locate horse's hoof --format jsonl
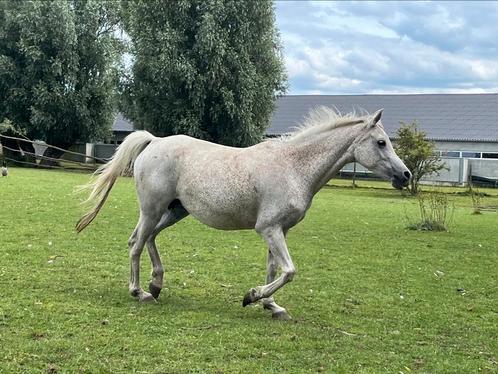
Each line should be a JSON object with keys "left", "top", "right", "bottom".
{"left": 139, "top": 291, "right": 158, "bottom": 303}
{"left": 272, "top": 311, "right": 292, "bottom": 321}
{"left": 149, "top": 283, "right": 161, "bottom": 299}
{"left": 242, "top": 292, "right": 253, "bottom": 307}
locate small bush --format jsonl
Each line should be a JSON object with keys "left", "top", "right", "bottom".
{"left": 407, "top": 191, "right": 453, "bottom": 231}
{"left": 467, "top": 182, "right": 482, "bottom": 214}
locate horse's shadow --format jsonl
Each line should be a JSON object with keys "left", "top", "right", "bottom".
{"left": 64, "top": 283, "right": 272, "bottom": 322}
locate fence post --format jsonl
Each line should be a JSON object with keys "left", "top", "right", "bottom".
{"left": 85, "top": 143, "right": 95, "bottom": 164}
{"left": 458, "top": 157, "right": 465, "bottom": 186}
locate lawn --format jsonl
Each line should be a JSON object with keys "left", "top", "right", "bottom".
{"left": 0, "top": 168, "right": 497, "bottom": 373}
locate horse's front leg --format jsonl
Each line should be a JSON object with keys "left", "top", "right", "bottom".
{"left": 243, "top": 226, "right": 295, "bottom": 320}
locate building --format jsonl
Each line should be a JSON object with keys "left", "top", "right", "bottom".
{"left": 268, "top": 94, "right": 498, "bottom": 185}
{"left": 77, "top": 113, "right": 135, "bottom": 162}
{"left": 109, "top": 112, "right": 135, "bottom": 144}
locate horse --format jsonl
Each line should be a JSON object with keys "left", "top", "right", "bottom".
{"left": 76, "top": 107, "right": 411, "bottom": 320}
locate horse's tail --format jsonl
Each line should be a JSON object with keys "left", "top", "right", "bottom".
{"left": 75, "top": 130, "right": 156, "bottom": 233}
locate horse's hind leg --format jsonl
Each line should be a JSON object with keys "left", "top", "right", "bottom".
{"left": 128, "top": 211, "right": 161, "bottom": 302}
{"left": 146, "top": 200, "right": 189, "bottom": 299}
{"left": 262, "top": 248, "right": 291, "bottom": 320}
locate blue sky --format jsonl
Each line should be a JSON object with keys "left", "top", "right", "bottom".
{"left": 275, "top": 1, "right": 498, "bottom": 94}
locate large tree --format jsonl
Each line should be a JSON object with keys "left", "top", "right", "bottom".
{"left": 0, "top": 0, "right": 121, "bottom": 163}
{"left": 121, "top": 0, "right": 287, "bottom": 146}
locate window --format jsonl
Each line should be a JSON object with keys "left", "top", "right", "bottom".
{"left": 441, "top": 151, "right": 460, "bottom": 158}
{"left": 462, "top": 152, "right": 481, "bottom": 158}
{"left": 482, "top": 153, "right": 498, "bottom": 159}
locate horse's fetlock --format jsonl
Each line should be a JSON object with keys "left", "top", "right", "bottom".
{"left": 151, "top": 267, "right": 164, "bottom": 278}
{"left": 284, "top": 269, "right": 296, "bottom": 283}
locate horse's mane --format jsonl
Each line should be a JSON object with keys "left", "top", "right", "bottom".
{"left": 275, "top": 106, "right": 368, "bottom": 143}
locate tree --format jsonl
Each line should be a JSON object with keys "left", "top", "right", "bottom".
{"left": 394, "top": 121, "right": 447, "bottom": 195}
{"left": 120, "top": 0, "right": 287, "bottom": 147}
{"left": 0, "top": 0, "right": 121, "bottom": 164}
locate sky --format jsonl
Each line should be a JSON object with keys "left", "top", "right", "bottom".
{"left": 275, "top": 1, "right": 498, "bottom": 95}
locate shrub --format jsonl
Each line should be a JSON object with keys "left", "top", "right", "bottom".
{"left": 468, "top": 181, "right": 482, "bottom": 215}
{"left": 407, "top": 191, "right": 453, "bottom": 231}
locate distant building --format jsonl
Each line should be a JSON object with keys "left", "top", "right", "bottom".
{"left": 81, "top": 113, "right": 135, "bottom": 162}
{"left": 109, "top": 112, "right": 135, "bottom": 144}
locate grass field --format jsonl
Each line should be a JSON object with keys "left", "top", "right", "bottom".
{"left": 1, "top": 168, "right": 497, "bottom": 373}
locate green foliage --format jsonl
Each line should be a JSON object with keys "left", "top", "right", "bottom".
{"left": 0, "top": 0, "right": 122, "bottom": 148}
{"left": 1, "top": 169, "right": 498, "bottom": 372}
{"left": 0, "top": 118, "right": 26, "bottom": 137}
{"left": 394, "top": 121, "right": 447, "bottom": 194}
{"left": 120, "top": 0, "right": 287, "bottom": 146}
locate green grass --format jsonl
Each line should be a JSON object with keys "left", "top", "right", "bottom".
{"left": 1, "top": 168, "right": 497, "bottom": 373}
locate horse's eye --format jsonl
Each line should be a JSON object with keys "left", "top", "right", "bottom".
{"left": 377, "top": 140, "right": 386, "bottom": 147}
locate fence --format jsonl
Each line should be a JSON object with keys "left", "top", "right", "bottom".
{"left": 3, "top": 135, "right": 498, "bottom": 186}
{"left": 340, "top": 157, "right": 498, "bottom": 186}
{"left": 62, "top": 143, "right": 117, "bottom": 163}
{"left": 0, "top": 134, "right": 103, "bottom": 171}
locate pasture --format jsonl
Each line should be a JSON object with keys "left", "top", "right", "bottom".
{"left": 1, "top": 168, "right": 497, "bottom": 373}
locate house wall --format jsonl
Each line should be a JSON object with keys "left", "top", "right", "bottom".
{"left": 434, "top": 141, "right": 498, "bottom": 153}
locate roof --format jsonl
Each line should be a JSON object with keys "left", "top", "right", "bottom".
{"left": 268, "top": 94, "right": 498, "bottom": 142}
{"left": 112, "top": 112, "right": 134, "bottom": 132}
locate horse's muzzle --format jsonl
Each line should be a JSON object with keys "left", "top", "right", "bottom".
{"left": 392, "top": 170, "right": 411, "bottom": 190}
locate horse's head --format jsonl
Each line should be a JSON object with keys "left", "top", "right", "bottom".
{"left": 353, "top": 109, "right": 411, "bottom": 190}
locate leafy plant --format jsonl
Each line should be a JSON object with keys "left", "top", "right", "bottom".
{"left": 394, "top": 121, "right": 447, "bottom": 195}
{"left": 0, "top": 119, "right": 26, "bottom": 137}
{"left": 467, "top": 181, "right": 482, "bottom": 214}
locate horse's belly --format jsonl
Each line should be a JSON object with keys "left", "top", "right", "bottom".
{"left": 175, "top": 151, "right": 262, "bottom": 230}
{"left": 184, "top": 204, "right": 257, "bottom": 230}
{"left": 178, "top": 188, "right": 258, "bottom": 230}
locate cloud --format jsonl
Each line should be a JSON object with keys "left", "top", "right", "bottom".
{"left": 275, "top": 1, "right": 498, "bottom": 94}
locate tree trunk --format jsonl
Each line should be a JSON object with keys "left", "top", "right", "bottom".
{"left": 410, "top": 178, "right": 418, "bottom": 195}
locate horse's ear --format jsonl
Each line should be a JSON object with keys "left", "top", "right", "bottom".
{"left": 369, "top": 109, "right": 383, "bottom": 127}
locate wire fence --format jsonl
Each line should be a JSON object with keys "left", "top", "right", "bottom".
{"left": 0, "top": 134, "right": 106, "bottom": 172}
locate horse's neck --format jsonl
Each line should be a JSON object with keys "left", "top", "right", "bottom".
{"left": 282, "top": 125, "right": 360, "bottom": 194}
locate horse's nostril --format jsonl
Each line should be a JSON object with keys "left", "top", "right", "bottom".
{"left": 403, "top": 171, "right": 411, "bottom": 180}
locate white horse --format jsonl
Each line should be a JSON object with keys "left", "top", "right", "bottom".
{"left": 76, "top": 107, "right": 410, "bottom": 320}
